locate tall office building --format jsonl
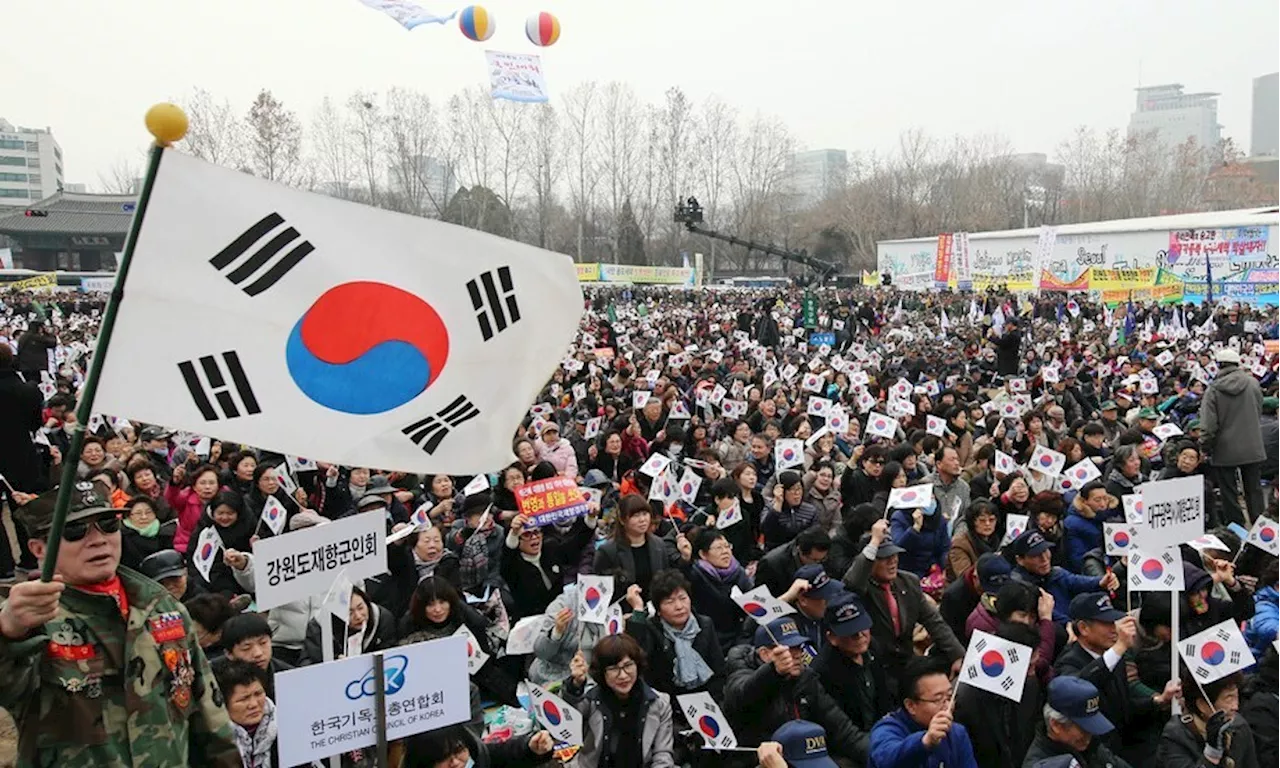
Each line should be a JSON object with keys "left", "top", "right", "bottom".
{"left": 785, "top": 149, "right": 848, "bottom": 208}
{"left": 0, "top": 118, "right": 64, "bottom": 208}
{"left": 1251, "top": 72, "right": 1279, "bottom": 158}
{"left": 1128, "top": 84, "right": 1222, "bottom": 151}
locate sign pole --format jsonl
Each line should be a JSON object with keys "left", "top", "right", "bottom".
{"left": 40, "top": 109, "right": 182, "bottom": 581}
{"left": 320, "top": 616, "right": 341, "bottom": 768}
{"left": 374, "top": 652, "right": 390, "bottom": 768}
{"left": 1170, "top": 595, "right": 1181, "bottom": 717}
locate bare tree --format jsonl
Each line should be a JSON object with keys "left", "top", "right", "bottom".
{"left": 245, "top": 89, "right": 303, "bottom": 184}
{"left": 599, "top": 82, "right": 642, "bottom": 262}
{"left": 656, "top": 87, "right": 696, "bottom": 266}
{"left": 181, "top": 88, "right": 245, "bottom": 170}
{"left": 729, "top": 114, "right": 793, "bottom": 270}
{"left": 484, "top": 98, "right": 528, "bottom": 234}
{"left": 694, "top": 96, "right": 738, "bottom": 277}
{"left": 310, "top": 96, "right": 355, "bottom": 199}
{"left": 96, "top": 156, "right": 143, "bottom": 194}
{"left": 383, "top": 88, "right": 447, "bottom": 216}
{"left": 524, "top": 103, "right": 562, "bottom": 249}
{"left": 347, "top": 91, "right": 383, "bottom": 205}
{"left": 560, "top": 82, "right": 602, "bottom": 261}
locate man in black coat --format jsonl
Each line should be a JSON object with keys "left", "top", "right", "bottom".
{"left": 0, "top": 344, "right": 44, "bottom": 578}
{"left": 755, "top": 527, "right": 829, "bottom": 600}
{"left": 809, "top": 594, "right": 893, "bottom": 735}
{"left": 1022, "top": 676, "right": 1132, "bottom": 768}
{"left": 1053, "top": 592, "right": 1178, "bottom": 768}
{"left": 989, "top": 317, "right": 1022, "bottom": 377}
{"left": 723, "top": 616, "right": 870, "bottom": 766}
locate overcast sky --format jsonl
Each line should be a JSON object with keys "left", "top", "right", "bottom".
{"left": 4, "top": 0, "right": 1277, "bottom": 187}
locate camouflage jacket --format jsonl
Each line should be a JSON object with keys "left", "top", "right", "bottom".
{"left": 0, "top": 566, "right": 242, "bottom": 767}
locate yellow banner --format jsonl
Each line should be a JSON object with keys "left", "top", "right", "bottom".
{"left": 6, "top": 272, "right": 57, "bottom": 290}
{"left": 861, "top": 270, "right": 878, "bottom": 286}
{"left": 576, "top": 263, "right": 601, "bottom": 282}
{"left": 1088, "top": 267, "right": 1156, "bottom": 291}
{"left": 1101, "top": 282, "right": 1183, "bottom": 306}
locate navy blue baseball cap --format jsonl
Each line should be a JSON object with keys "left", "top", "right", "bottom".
{"left": 773, "top": 720, "right": 838, "bottom": 768}
{"left": 794, "top": 564, "right": 845, "bottom": 602}
{"left": 1011, "top": 530, "right": 1054, "bottom": 557}
{"left": 825, "top": 593, "right": 872, "bottom": 637}
{"left": 753, "top": 617, "right": 808, "bottom": 649}
{"left": 1068, "top": 592, "right": 1125, "bottom": 623}
{"left": 1046, "top": 676, "right": 1114, "bottom": 736}
{"left": 976, "top": 553, "right": 1013, "bottom": 595}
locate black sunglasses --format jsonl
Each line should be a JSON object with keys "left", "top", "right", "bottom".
{"left": 63, "top": 514, "right": 122, "bottom": 542}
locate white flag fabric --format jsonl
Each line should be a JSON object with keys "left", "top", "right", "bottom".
{"left": 716, "top": 498, "right": 743, "bottom": 530}
{"left": 960, "top": 629, "right": 1033, "bottom": 702}
{"left": 865, "top": 412, "right": 898, "bottom": 440}
{"left": 1103, "top": 522, "right": 1137, "bottom": 556}
{"left": 994, "top": 450, "right": 1017, "bottom": 476}
{"left": 452, "top": 624, "right": 490, "bottom": 674}
{"left": 677, "top": 692, "right": 739, "bottom": 751}
{"left": 730, "top": 584, "right": 796, "bottom": 625}
{"left": 286, "top": 455, "right": 318, "bottom": 473}
{"left": 528, "top": 682, "right": 584, "bottom": 747}
{"left": 260, "top": 495, "right": 288, "bottom": 535}
{"left": 94, "top": 150, "right": 582, "bottom": 474}
{"left": 887, "top": 484, "right": 933, "bottom": 511}
{"left": 604, "top": 602, "right": 626, "bottom": 636}
{"left": 1000, "top": 514, "right": 1029, "bottom": 547}
{"left": 357, "top": 0, "right": 456, "bottom": 29}
{"left": 1028, "top": 445, "right": 1066, "bottom": 477}
{"left": 774, "top": 438, "right": 805, "bottom": 470}
{"left": 192, "top": 526, "right": 223, "bottom": 583}
{"left": 1127, "top": 547, "right": 1185, "bottom": 591}
{"left": 504, "top": 614, "right": 549, "bottom": 656}
{"left": 639, "top": 453, "right": 671, "bottom": 478}
{"left": 322, "top": 569, "right": 355, "bottom": 621}
{"left": 677, "top": 469, "right": 702, "bottom": 505}
{"left": 462, "top": 474, "right": 490, "bottom": 497}
{"left": 1059, "top": 459, "right": 1101, "bottom": 493}
{"left": 576, "top": 575, "right": 614, "bottom": 624}
{"left": 925, "top": 415, "right": 946, "bottom": 437}
{"left": 1245, "top": 516, "right": 1280, "bottom": 556}
{"left": 1122, "top": 493, "right": 1145, "bottom": 525}
{"left": 273, "top": 465, "right": 298, "bottom": 498}
{"left": 1179, "top": 620, "right": 1253, "bottom": 684}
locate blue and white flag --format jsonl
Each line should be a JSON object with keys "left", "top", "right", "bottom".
{"left": 357, "top": 0, "right": 456, "bottom": 29}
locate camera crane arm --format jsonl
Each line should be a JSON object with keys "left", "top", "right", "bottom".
{"left": 673, "top": 197, "right": 838, "bottom": 279}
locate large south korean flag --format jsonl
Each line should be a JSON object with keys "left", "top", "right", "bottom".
{"left": 95, "top": 151, "right": 582, "bottom": 473}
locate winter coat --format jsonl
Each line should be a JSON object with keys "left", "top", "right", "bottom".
{"left": 165, "top": 484, "right": 209, "bottom": 554}
{"left": 1012, "top": 564, "right": 1104, "bottom": 624}
{"left": 869, "top": 707, "right": 978, "bottom": 768}
{"left": 1053, "top": 641, "right": 1163, "bottom": 763}
{"left": 0, "top": 368, "right": 46, "bottom": 493}
{"left": 231, "top": 555, "right": 326, "bottom": 654}
{"left": 302, "top": 603, "right": 397, "bottom": 663}
{"left": 716, "top": 438, "right": 750, "bottom": 472}
{"left": 592, "top": 534, "right": 674, "bottom": 598}
{"left": 954, "top": 673, "right": 1042, "bottom": 768}
{"left": 528, "top": 586, "right": 607, "bottom": 685}
{"left": 1199, "top": 363, "right": 1266, "bottom": 466}
{"left": 754, "top": 541, "right": 804, "bottom": 602}
{"left": 809, "top": 643, "right": 894, "bottom": 734}
{"left": 1245, "top": 586, "right": 1278, "bottom": 660}
{"left": 1021, "top": 725, "right": 1133, "bottom": 768}
{"left": 624, "top": 609, "right": 725, "bottom": 701}
{"left": 536, "top": 437, "right": 580, "bottom": 479}
{"left": 1156, "top": 713, "right": 1260, "bottom": 768}
{"left": 560, "top": 680, "right": 675, "bottom": 768}
{"left": 683, "top": 558, "right": 752, "bottom": 653}
{"left": 723, "top": 646, "right": 870, "bottom": 765}
{"left": 501, "top": 518, "right": 594, "bottom": 620}
{"left": 119, "top": 520, "right": 177, "bottom": 572}
{"left": 1241, "top": 673, "right": 1278, "bottom": 767}
{"left": 760, "top": 500, "right": 819, "bottom": 552}
{"left": 888, "top": 508, "right": 949, "bottom": 577}
{"left": 1063, "top": 496, "right": 1119, "bottom": 572}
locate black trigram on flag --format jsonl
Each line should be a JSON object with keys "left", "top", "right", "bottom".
{"left": 466, "top": 267, "right": 520, "bottom": 341}
{"left": 209, "top": 212, "right": 314, "bottom": 297}
{"left": 1162, "top": 574, "right": 1178, "bottom": 586}
{"left": 973, "top": 638, "right": 988, "bottom": 652}
{"left": 402, "top": 396, "right": 481, "bottom": 454}
{"left": 965, "top": 665, "right": 978, "bottom": 680}
{"left": 178, "top": 351, "right": 261, "bottom": 421}
{"left": 1000, "top": 677, "right": 1015, "bottom": 691}
{"left": 1006, "top": 648, "right": 1021, "bottom": 664}
{"left": 1229, "top": 650, "right": 1242, "bottom": 665}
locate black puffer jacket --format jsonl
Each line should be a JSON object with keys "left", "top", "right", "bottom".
{"left": 1155, "top": 713, "right": 1260, "bottom": 768}
{"left": 722, "top": 644, "right": 869, "bottom": 765}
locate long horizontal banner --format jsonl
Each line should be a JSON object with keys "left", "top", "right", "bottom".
{"left": 576, "top": 263, "right": 697, "bottom": 285}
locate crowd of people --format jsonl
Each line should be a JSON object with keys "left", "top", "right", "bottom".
{"left": 0, "top": 281, "right": 1278, "bottom": 768}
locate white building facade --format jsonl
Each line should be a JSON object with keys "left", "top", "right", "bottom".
{"left": 1128, "top": 84, "right": 1222, "bottom": 151}
{"left": 0, "top": 119, "right": 63, "bottom": 208}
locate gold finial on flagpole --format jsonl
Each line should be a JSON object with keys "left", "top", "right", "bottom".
{"left": 144, "top": 103, "right": 188, "bottom": 146}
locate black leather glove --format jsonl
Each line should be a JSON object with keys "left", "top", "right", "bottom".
{"left": 1204, "top": 709, "right": 1233, "bottom": 763}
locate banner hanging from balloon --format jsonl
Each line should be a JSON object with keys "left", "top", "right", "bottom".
{"left": 485, "top": 50, "right": 550, "bottom": 103}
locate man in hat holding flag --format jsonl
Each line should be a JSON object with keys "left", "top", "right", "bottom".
{"left": 0, "top": 483, "right": 239, "bottom": 766}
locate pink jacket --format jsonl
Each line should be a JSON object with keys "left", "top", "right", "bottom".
{"left": 166, "top": 484, "right": 206, "bottom": 554}
{"left": 535, "top": 438, "right": 579, "bottom": 479}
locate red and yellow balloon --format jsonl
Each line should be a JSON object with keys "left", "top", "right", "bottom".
{"left": 458, "top": 5, "right": 494, "bottom": 41}
{"left": 525, "top": 11, "right": 560, "bottom": 46}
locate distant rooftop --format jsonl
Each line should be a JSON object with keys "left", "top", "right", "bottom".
{"left": 0, "top": 191, "right": 137, "bottom": 235}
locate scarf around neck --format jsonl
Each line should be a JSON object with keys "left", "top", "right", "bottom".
{"left": 695, "top": 557, "right": 742, "bottom": 585}
{"left": 124, "top": 518, "right": 161, "bottom": 538}
{"left": 662, "top": 613, "right": 713, "bottom": 689}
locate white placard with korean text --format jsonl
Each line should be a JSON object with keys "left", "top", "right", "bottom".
{"left": 275, "top": 635, "right": 469, "bottom": 767}
{"left": 252, "top": 511, "right": 387, "bottom": 610}
{"left": 1134, "top": 476, "right": 1204, "bottom": 550}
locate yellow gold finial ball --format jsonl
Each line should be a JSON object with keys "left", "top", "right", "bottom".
{"left": 145, "top": 103, "right": 188, "bottom": 145}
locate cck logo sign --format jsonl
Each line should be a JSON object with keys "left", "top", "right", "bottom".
{"left": 345, "top": 654, "right": 410, "bottom": 700}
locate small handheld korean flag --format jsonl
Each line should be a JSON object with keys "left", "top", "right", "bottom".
{"left": 463, "top": 474, "right": 490, "bottom": 497}
{"left": 273, "top": 465, "right": 298, "bottom": 497}
{"left": 994, "top": 450, "right": 1017, "bottom": 476}
{"left": 192, "top": 526, "right": 223, "bottom": 582}
{"left": 648, "top": 468, "right": 678, "bottom": 504}
{"left": 260, "top": 495, "right": 288, "bottom": 535}
{"left": 1000, "top": 514, "right": 1029, "bottom": 547}
{"left": 827, "top": 406, "right": 849, "bottom": 434}
{"left": 721, "top": 399, "right": 747, "bottom": 418}
{"left": 669, "top": 399, "right": 691, "bottom": 420}
{"left": 677, "top": 692, "right": 739, "bottom": 751}
{"left": 1179, "top": 619, "right": 1253, "bottom": 684}
{"left": 1186, "top": 534, "right": 1230, "bottom": 556}
{"left": 1059, "top": 459, "right": 1101, "bottom": 493}
{"left": 961, "top": 629, "right": 1033, "bottom": 702}
{"left": 286, "top": 455, "right": 318, "bottom": 473}
{"left": 717, "top": 498, "right": 743, "bottom": 530}
{"left": 925, "top": 415, "right": 947, "bottom": 437}
{"left": 731, "top": 584, "right": 796, "bottom": 625}
{"left": 677, "top": 468, "right": 702, "bottom": 505}
{"left": 632, "top": 390, "right": 651, "bottom": 409}
{"left": 865, "top": 412, "right": 898, "bottom": 440}
{"left": 1103, "top": 522, "right": 1137, "bottom": 557}
{"left": 322, "top": 569, "right": 355, "bottom": 621}
{"left": 807, "top": 396, "right": 832, "bottom": 418}
{"left": 1245, "top": 515, "right": 1280, "bottom": 556}
{"left": 639, "top": 453, "right": 671, "bottom": 479}
{"left": 604, "top": 601, "right": 625, "bottom": 636}
{"left": 802, "top": 372, "right": 823, "bottom": 393}
{"left": 584, "top": 416, "right": 601, "bottom": 440}
{"left": 887, "top": 484, "right": 932, "bottom": 510}
{"left": 775, "top": 438, "right": 805, "bottom": 470}
{"left": 92, "top": 150, "right": 583, "bottom": 474}
{"left": 410, "top": 500, "right": 434, "bottom": 528}
{"left": 856, "top": 390, "right": 877, "bottom": 413}
{"left": 1122, "top": 493, "right": 1145, "bottom": 525}
{"left": 1152, "top": 423, "right": 1183, "bottom": 441}
{"left": 528, "top": 682, "right": 584, "bottom": 747}
{"left": 453, "top": 623, "right": 490, "bottom": 674}
{"left": 1029, "top": 445, "right": 1066, "bottom": 477}
{"left": 1127, "top": 547, "right": 1185, "bottom": 591}
{"left": 577, "top": 574, "right": 614, "bottom": 624}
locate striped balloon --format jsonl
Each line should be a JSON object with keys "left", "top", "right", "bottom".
{"left": 458, "top": 5, "right": 494, "bottom": 41}
{"left": 525, "top": 11, "right": 560, "bottom": 46}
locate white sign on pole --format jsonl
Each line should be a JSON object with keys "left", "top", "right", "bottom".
{"left": 275, "top": 635, "right": 469, "bottom": 767}
{"left": 251, "top": 511, "right": 387, "bottom": 610}
{"left": 1134, "top": 476, "right": 1204, "bottom": 550}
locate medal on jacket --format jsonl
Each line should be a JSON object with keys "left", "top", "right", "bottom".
{"left": 166, "top": 647, "right": 194, "bottom": 709}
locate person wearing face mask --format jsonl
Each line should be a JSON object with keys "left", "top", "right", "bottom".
{"left": 888, "top": 490, "right": 949, "bottom": 590}
{"left": 1157, "top": 671, "right": 1258, "bottom": 768}
{"left": 0, "top": 484, "right": 241, "bottom": 767}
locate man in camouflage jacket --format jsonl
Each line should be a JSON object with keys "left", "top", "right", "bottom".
{"left": 0, "top": 483, "right": 241, "bottom": 767}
